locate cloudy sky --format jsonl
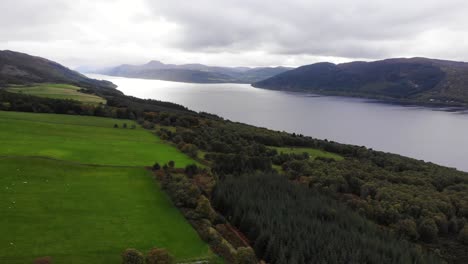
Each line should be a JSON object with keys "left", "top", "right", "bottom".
{"left": 1, "top": 0, "right": 468, "bottom": 68}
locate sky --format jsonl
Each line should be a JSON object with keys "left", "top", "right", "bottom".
{"left": 1, "top": 0, "right": 468, "bottom": 69}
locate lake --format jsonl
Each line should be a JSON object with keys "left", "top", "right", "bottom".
{"left": 88, "top": 74, "right": 468, "bottom": 172}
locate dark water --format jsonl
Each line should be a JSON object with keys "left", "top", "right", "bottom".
{"left": 88, "top": 74, "right": 468, "bottom": 172}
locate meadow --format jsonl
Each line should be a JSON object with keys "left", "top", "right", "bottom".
{"left": 0, "top": 111, "right": 215, "bottom": 263}
{"left": 6, "top": 83, "right": 106, "bottom": 104}
{"left": 273, "top": 146, "right": 344, "bottom": 161}
{"left": 0, "top": 157, "right": 214, "bottom": 263}
{"left": 0, "top": 111, "right": 195, "bottom": 167}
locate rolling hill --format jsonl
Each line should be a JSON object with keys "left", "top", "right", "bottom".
{"left": 0, "top": 50, "right": 120, "bottom": 96}
{"left": 97, "top": 60, "right": 292, "bottom": 83}
{"left": 253, "top": 57, "right": 468, "bottom": 107}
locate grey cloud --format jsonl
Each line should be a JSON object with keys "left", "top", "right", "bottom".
{"left": 0, "top": 0, "right": 73, "bottom": 41}
{"left": 146, "top": 0, "right": 468, "bottom": 59}
{"left": 1, "top": 0, "right": 468, "bottom": 68}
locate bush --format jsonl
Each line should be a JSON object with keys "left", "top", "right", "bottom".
{"left": 122, "top": 248, "right": 144, "bottom": 264}
{"left": 396, "top": 219, "right": 419, "bottom": 241}
{"left": 418, "top": 218, "right": 438, "bottom": 242}
{"left": 180, "top": 143, "right": 198, "bottom": 158}
{"left": 168, "top": 161, "right": 175, "bottom": 168}
{"left": 185, "top": 164, "right": 199, "bottom": 178}
{"left": 213, "top": 239, "right": 237, "bottom": 264}
{"left": 459, "top": 225, "right": 468, "bottom": 245}
{"left": 152, "top": 162, "right": 161, "bottom": 171}
{"left": 236, "top": 247, "right": 257, "bottom": 264}
{"left": 146, "top": 247, "right": 173, "bottom": 264}
{"left": 195, "top": 195, "right": 216, "bottom": 222}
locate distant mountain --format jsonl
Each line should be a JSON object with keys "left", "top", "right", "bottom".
{"left": 253, "top": 58, "right": 468, "bottom": 107}
{"left": 97, "top": 61, "right": 292, "bottom": 84}
{"left": 0, "top": 50, "right": 119, "bottom": 95}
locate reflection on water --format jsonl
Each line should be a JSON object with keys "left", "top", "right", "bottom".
{"left": 88, "top": 74, "right": 468, "bottom": 172}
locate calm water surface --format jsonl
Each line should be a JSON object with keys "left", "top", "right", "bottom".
{"left": 89, "top": 74, "right": 468, "bottom": 172}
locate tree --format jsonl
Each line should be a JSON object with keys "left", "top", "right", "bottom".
{"left": 185, "top": 164, "right": 199, "bottom": 178}
{"left": 418, "top": 218, "right": 438, "bottom": 242}
{"left": 236, "top": 247, "right": 257, "bottom": 264}
{"left": 122, "top": 248, "right": 144, "bottom": 264}
{"left": 396, "top": 219, "right": 419, "bottom": 241}
{"left": 181, "top": 143, "right": 198, "bottom": 158}
{"left": 195, "top": 195, "right": 216, "bottom": 222}
{"left": 153, "top": 162, "right": 161, "bottom": 171}
{"left": 459, "top": 225, "right": 468, "bottom": 245}
{"left": 168, "top": 160, "right": 175, "bottom": 168}
{"left": 146, "top": 247, "right": 173, "bottom": 264}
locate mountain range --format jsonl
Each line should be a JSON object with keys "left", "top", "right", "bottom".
{"left": 95, "top": 60, "right": 293, "bottom": 84}
{"left": 253, "top": 57, "right": 468, "bottom": 107}
{"left": 3, "top": 50, "right": 468, "bottom": 108}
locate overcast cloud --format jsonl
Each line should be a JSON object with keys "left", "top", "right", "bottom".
{"left": 1, "top": 0, "right": 468, "bottom": 68}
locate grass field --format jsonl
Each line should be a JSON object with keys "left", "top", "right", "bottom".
{"left": 0, "top": 111, "right": 217, "bottom": 263}
{"left": 0, "top": 157, "right": 215, "bottom": 263}
{"left": 273, "top": 146, "right": 344, "bottom": 161}
{"left": 0, "top": 111, "right": 195, "bottom": 167}
{"left": 6, "top": 83, "right": 106, "bottom": 104}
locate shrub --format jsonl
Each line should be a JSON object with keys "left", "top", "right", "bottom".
{"left": 396, "top": 219, "right": 419, "bottom": 241}
{"left": 122, "top": 248, "right": 144, "bottom": 264}
{"left": 195, "top": 195, "right": 216, "bottom": 222}
{"left": 181, "top": 143, "right": 198, "bottom": 158}
{"left": 213, "top": 239, "right": 237, "bottom": 264}
{"left": 168, "top": 161, "right": 175, "bottom": 168}
{"left": 152, "top": 162, "right": 161, "bottom": 171}
{"left": 236, "top": 247, "right": 257, "bottom": 264}
{"left": 185, "top": 164, "right": 199, "bottom": 178}
{"left": 418, "top": 218, "right": 438, "bottom": 242}
{"left": 146, "top": 247, "right": 173, "bottom": 264}
{"left": 459, "top": 225, "right": 468, "bottom": 245}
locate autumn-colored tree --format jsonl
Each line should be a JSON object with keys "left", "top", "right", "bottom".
{"left": 146, "top": 247, "right": 173, "bottom": 264}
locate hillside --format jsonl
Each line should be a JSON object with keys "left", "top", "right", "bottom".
{"left": 98, "top": 60, "right": 292, "bottom": 83}
{"left": 253, "top": 58, "right": 468, "bottom": 107}
{"left": 0, "top": 50, "right": 120, "bottom": 96}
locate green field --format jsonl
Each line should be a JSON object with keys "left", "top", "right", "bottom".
{"left": 0, "top": 111, "right": 215, "bottom": 263}
{"left": 6, "top": 83, "right": 106, "bottom": 104}
{"left": 0, "top": 111, "right": 195, "bottom": 167}
{"left": 273, "top": 146, "right": 344, "bottom": 161}
{"left": 0, "top": 157, "right": 214, "bottom": 263}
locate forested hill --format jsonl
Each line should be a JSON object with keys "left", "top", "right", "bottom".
{"left": 0, "top": 50, "right": 118, "bottom": 95}
{"left": 97, "top": 60, "right": 292, "bottom": 84}
{"left": 253, "top": 57, "right": 468, "bottom": 107}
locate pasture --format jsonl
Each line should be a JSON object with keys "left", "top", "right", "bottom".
{"left": 0, "top": 111, "right": 215, "bottom": 263}
{"left": 0, "top": 111, "right": 195, "bottom": 167}
{"left": 0, "top": 157, "right": 214, "bottom": 263}
{"left": 6, "top": 83, "right": 106, "bottom": 104}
